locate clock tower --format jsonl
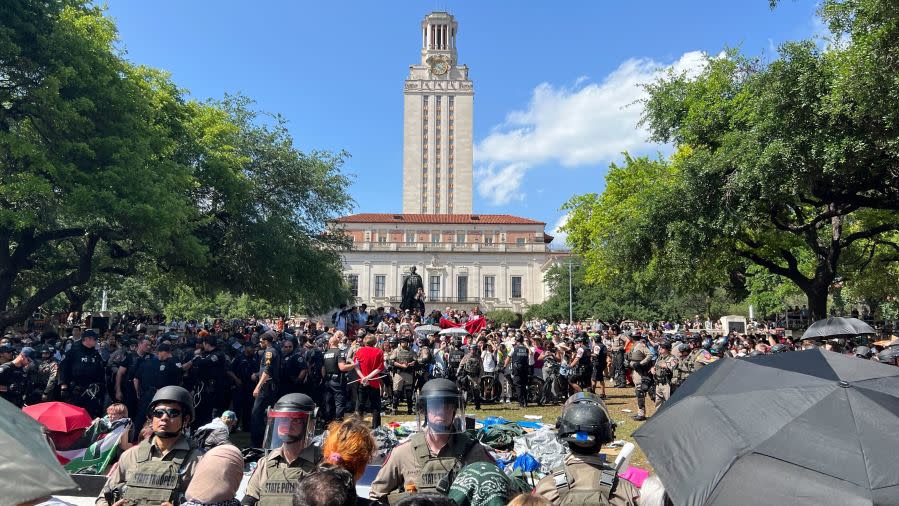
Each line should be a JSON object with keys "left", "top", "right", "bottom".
{"left": 402, "top": 12, "right": 474, "bottom": 215}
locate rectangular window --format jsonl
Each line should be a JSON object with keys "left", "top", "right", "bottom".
{"left": 429, "top": 275, "right": 440, "bottom": 300}
{"left": 431, "top": 232, "right": 440, "bottom": 243}
{"left": 374, "top": 275, "right": 386, "bottom": 297}
{"left": 405, "top": 232, "right": 416, "bottom": 244}
{"left": 457, "top": 275, "right": 468, "bottom": 301}
{"left": 516, "top": 237, "right": 525, "bottom": 246}
{"left": 511, "top": 276, "right": 523, "bottom": 298}
{"left": 484, "top": 235, "right": 494, "bottom": 245}
{"left": 345, "top": 274, "right": 359, "bottom": 297}
{"left": 378, "top": 234, "right": 387, "bottom": 244}
{"left": 456, "top": 232, "right": 465, "bottom": 244}
{"left": 484, "top": 276, "right": 495, "bottom": 298}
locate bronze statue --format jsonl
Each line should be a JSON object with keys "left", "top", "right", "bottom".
{"left": 401, "top": 266, "right": 424, "bottom": 312}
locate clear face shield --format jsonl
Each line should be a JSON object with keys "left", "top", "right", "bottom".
{"left": 262, "top": 409, "right": 315, "bottom": 450}
{"left": 417, "top": 394, "right": 466, "bottom": 435}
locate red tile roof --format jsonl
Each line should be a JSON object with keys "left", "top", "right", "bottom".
{"left": 335, "top": 213, "right": 546, "bottom": 225}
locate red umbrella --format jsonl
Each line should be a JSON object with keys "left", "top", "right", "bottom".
{"left": 22, "top": 401, "right": 93, "bottom": 432}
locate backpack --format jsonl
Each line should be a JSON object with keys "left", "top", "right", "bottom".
{"left": 553, "top": 465, "right": 617, "bottom": 506}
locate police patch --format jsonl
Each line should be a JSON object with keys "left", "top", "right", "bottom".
{"left": 160, "top": 364, "right": 166, "bottom": 371}
{"left": 211, "top": 355, "right": 218, "bottom": 362}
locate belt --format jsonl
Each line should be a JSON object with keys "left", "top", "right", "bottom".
{"left": 328, "top": 374, "right": 343, "bottom": 380}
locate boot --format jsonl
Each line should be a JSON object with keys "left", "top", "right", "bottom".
{"left": 632, "top": 409, "right": 647, "bottom": 421}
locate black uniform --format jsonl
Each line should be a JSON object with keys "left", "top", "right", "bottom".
{"left": 126, "top": 351, "right": 154, "bottom": 435}
{"left": 59, "top": 342, "right": 106, "bottom": 417}
{"left": 303, "top": 345, "right": 324, "bottom": 405}
{"left": 0, "top": 360, "right": 29, "bottom": 407}
{"left": 321, "top": 347, "right": 349, "bottom": 423}
{"left": 191, "top": 348, "right": 230, "bottom": 428}
{"left": 280, "top": 349, "right": 308, "bottom": 395}
{"left": 459, "top": 352, "right": 482, "bottom": 409}
{"left": 250, "top": 344, "right": 281, "bottom": 447}
{"left": 446, "top": 347, "right": 465, "bottom": 382}
{"left": 510, "top": 344, "right": 531, "bottom": 407}
{"left": 231, "top": 350, "right": 259, "bottom": 432}
{"left": 574, "top": 345, "right": 592, "bottom": 388}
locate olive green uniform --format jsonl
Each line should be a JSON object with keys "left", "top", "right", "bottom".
{"left": 244, "top": 445, "right": 321, "bottom": 505}
{"left": 653, "top": 354, "right": 679, "bottom": 404}
{"left": 534, "top": 453, "right": 639, "bottom": 506}
{"left": 369, "top": 431, "right": 493, "bottom": 503}
{"left": 95, "top": 436, "right": 202, "bottom": 506}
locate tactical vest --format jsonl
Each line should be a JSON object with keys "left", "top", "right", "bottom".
{"left": 258, "top": 448, "right": 321, "bottom": 506}
{"left": 463, "top": 355, "right": 481, "bottom": 376}
{"left": 409, "top": 432, "right": 477, "bottom": 494}
{"left": 627, "top": 347, "right": 646, "bottom": 363}
{"left": 684, "top": 348, "right": 703, "bottom": 372}
{"left": 122, "top": 440, "right": 195, "bottom": 506}
{"left": 447, "top": 349, "right": 464, "bottom": 376}
{"left": 551, "top": 464, "right": 617, "bottom": 506}
{"left": 323, "top": 348, "right": 341, "bottom": 375}
{"left": 512, "top": 345, "right": 529, "bottom": 372}
{"left": 395, "top": 347, "right": 416, "bottom": 365}
{"left": 577, "top": 346, "right": 591, "bottom": 371}
{"left": 654, "top": 356, "right": 675, "bottom": 384}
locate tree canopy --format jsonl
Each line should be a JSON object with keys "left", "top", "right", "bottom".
{"left": 561, "top": 0, "right": 899, "bottom": 321}
{"left": 0, "top": 1, "right": 353, "bottom": 327}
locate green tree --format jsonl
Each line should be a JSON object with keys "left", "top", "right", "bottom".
{"left": 0, "top": 2, "right": 197, "bottom": 328}
{"left": 566, "top": 0, "right": 899, "bottom": 321}
{"left": 0, "top": 2, "right": 354, "bottom": 328}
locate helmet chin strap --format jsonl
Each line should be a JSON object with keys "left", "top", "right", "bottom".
{"left": 154, "top": 430, "right": 181, "bottom": 439}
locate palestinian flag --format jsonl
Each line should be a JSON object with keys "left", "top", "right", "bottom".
{"left": 58, "top": 418, "right": 130, "bottom": 474}
{"left": 439, "top": 315, "right": 487, "bottom": 335}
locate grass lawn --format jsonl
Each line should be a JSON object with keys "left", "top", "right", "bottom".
{"left": 231, "top": 385, "right": 656, "bottom": 470}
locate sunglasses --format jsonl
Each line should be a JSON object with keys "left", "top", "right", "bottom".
{"left": 152, "top": 408, "right": 182, "bottom": 419}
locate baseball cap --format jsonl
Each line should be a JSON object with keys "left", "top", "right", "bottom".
{"left": 82, "top": 329, "right": 99, "bottom": 339}
{"left": 156, "top": 343, "right": 173, "bottom": 353}
{"left": 0, "top": 344, "right": 14, "bottom": 354}
{"left": 20, "top": 347, "right": 35, "bottom": 359}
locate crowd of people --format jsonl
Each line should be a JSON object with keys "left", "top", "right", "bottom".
{"left": 1, "top": 307, "right": 896, "bottom": 505}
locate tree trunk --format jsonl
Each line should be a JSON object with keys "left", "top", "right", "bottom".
{"left": 804, "top": 285, "right": 829, "bottom": 323}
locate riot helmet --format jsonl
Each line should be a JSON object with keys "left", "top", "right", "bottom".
{"left": 556, "top": 392, "right": 615, "bottom": 453}
{"left": 701, "top": 338, "right": 713, "bottom": 350}
{"left": 416, "top": 378, "right": 465, "bottom": 435}
{"left": 149, "top": 386, "right": 195, "bottom": 438}
{"left": 854, "top": 346, "right": 872, "bottom": 359}
{"left": 263, "top": 393, "right": 316, "bottom": 450}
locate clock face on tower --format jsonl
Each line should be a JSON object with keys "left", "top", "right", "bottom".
{"left": 431, "top": 60, "right": 449, "bottom": 76}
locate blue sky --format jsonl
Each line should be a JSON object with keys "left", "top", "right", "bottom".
{"left": 104, "top": 1, "right": 821, "bottom": 246}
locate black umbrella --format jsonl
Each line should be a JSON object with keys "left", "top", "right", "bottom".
{"left": 802, "top": 316, "right": 876, "bottom": 340}
{"left": 633, "top": 349, "right": 899, "bottom": 505}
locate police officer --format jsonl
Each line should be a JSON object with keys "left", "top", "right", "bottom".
{"left": 671, "top": 342, "right": 691, "bottom": 389}
{"left": 279, "top": 337, "right": 308, "bottom": 395}
{"left": 608, "top": 331, "right": 628, "bottom": 388}
{"left": 457, "top": 346, "right": 482, "bottom": 410}
{"left": 33, "top": 345, "right": 59, "bottom": 402}
{"left": 414, "top": 335, "right": 434, "bottom": 392}
{"left": 232, "top": 342, "right": 259, "bottom": 432}
{"left": 568, "top": 334, "right": 592, "bottom": 395}
{"left": 652, "top": 342, "right": 678, "bottom": 407}
{"left": 302, "top": 335, "right": 324, "bottom": 406}
{"left": 682, "top": 334, "right": 715, "bottom": 377}
{"left": 627, "top": 333, "right": 654, "bottom": 421}
{"left": 96, "top": 386, "right": 203, "bottom": 506}
{"left": 369, "top": 379, "right": 493, "bottom": 503}
{"left": 0, "top": 345, "right": 32, "bottom": 407}
{"left": 185, "top": 335, "right": 231, "bottom": 429}
{"left": 118, "top": 337, "right": 152, "bottom": 421}
{"left": 389, "top": 335, "right": 417, "bottom": 415}
{"left": 251, "top": 332, "right": 282, "bottom": 448}
{"left": 135, "top": 343, "right": 185, "bottom": 394}
{"left": 59, "top": 329, "right": 106, "bottom": 418}
{"left": 444, "top": 337, "right": 465, "bottom": 383}
{"left": 534, "top": 392, "right": 639, "bottom": 505}
{"left": 321, "top": 334, "right": 353, "bottom": 424}
{"left": 506, "top": 335, "right": 531, "bottom": 407}
{"left": 242, "top": 393, "right": 321, "bottom": 506}
{"left": 590, "top": 335, "right": 608, "bottom": 399}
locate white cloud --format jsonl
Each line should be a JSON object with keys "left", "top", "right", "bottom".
{"left": 474, "top": 50, "right": 708, "bottom": 206}
{"left": 549, "top": 212, "right": 570, "bottom": 250}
